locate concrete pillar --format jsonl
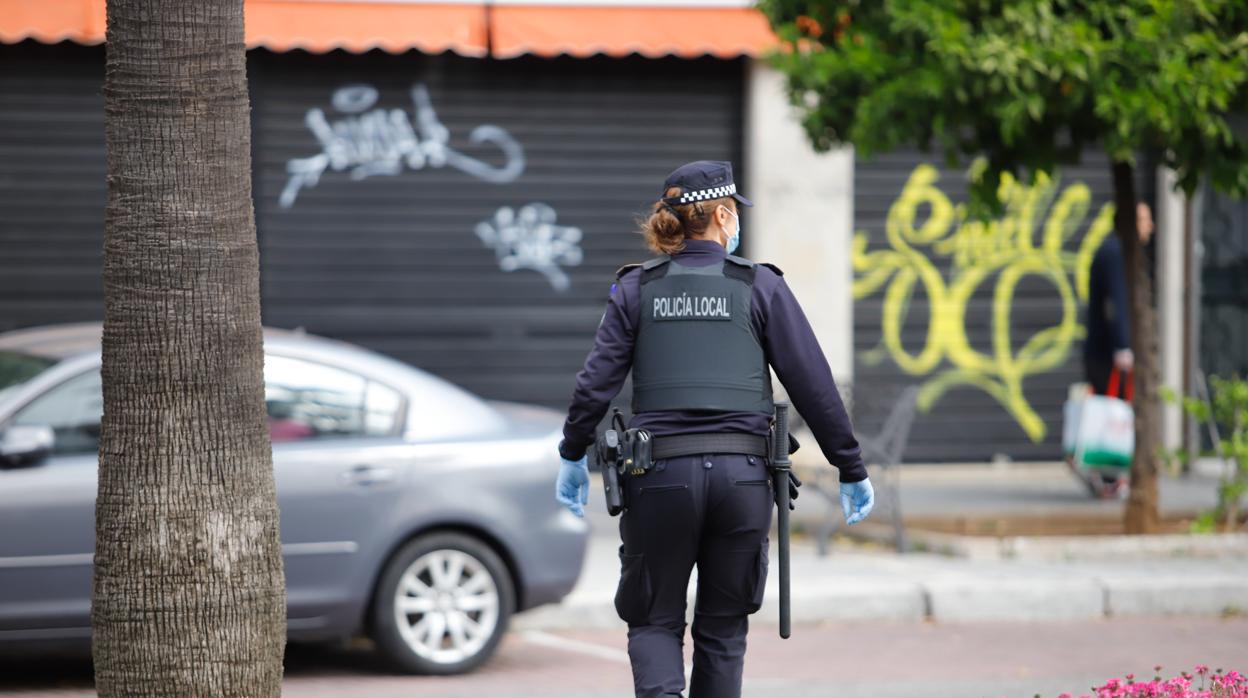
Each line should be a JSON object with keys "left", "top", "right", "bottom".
{"left": 1156, "top": 167, "right": 1185, "bottom": 451}
{"left": 744, "top": 60, "right": 855, "bottom": 379}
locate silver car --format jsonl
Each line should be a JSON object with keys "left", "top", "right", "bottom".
{"left": 0, "top": 323, "right": 588, "bottom": 674}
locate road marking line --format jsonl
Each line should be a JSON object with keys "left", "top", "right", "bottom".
{"left": 520, "top": 630, "right": 631, "bottom": 665}
{"left": 522, "top": 630, "right": 691, "bottom": 686}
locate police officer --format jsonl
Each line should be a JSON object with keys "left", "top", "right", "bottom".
{"left": 555, "top": 161, "right": 874, "bottom": 698}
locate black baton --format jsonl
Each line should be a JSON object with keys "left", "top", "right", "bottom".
{"left": 770, "top": 403, "right": 792, "bottom": 639}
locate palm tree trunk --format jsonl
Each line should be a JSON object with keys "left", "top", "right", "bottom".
{"left": 94, "top": 1, "right": 286, "bottom": 695}
{"left": 1112, "top": 161, "right": 1162, "bottom": 534}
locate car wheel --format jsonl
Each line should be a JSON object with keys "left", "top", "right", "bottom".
{"left": 371, "top": 532, "right": 514, "bottom": 675}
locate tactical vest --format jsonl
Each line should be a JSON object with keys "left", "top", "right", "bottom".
{"left": 625, "top": 254, "right": 774, "bottom": 415}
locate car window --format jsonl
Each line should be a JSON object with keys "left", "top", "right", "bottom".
{"left": 364, "top": 380, "right": 404, "bottom": 435}
{"left": 1, "top": 356, "right": 404, "bottom": 453}
{"left": 0, "top": 350, "right": 56, "bottom": 393}
{"left": 11, "top": 369, "right": 103, "bottom": 456}
{"left": 265, "top": 355, "right": 402, "bottom": 442}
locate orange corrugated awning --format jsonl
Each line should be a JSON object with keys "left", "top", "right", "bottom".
{"left": 0, "top": 0, "right": 775, "bottom": 59}
{"left": 0, "top": 0, "right": 489, "bottom": 57}
{"left": 0, "top": 0, "right": 106, "bottom": 46}
{"left": 491, "top": 5, "right": 776, "bottom": 59}
{"left": 246, "top": 0, "right": 488, "bottom": 56}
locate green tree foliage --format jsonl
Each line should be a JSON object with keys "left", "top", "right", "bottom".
{"left": 760, "top": 0, "right": 1248, "bottom": 209}
{"left": 1163, "top": 376, "right": 1248, "bottom": 533}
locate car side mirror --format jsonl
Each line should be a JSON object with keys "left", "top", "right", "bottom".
{"left": 0, "top": 425, "right": 55, "bottom": 468}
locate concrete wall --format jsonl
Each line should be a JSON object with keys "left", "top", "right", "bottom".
{"left": 1155, "top": 168, "right": 1186, "bottom": 451}
{"left": 744, "top": 61, "right": 855, "bottom": 379}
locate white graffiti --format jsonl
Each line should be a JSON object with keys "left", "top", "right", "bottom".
{"left": 280, "top": 83, "right": 525, "bottom": 208}
{"left": 475, "top": 204, "right": 584, "bottom": 292}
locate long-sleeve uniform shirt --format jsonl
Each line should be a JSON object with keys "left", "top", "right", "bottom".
{"left": 1085, "top": 235, "right": 1132, "bottom": 359}
{"left": 559, "top": 239, "right": 866, "bottom": 483}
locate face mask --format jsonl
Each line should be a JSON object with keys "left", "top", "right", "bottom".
{"left": 722, "top": 207, "right": 741, "bottom": 255}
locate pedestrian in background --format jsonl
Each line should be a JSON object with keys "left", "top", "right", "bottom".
{"left": 1082, "top": 201, "right": 1154, "bottom": 495}
{"left": 554, "top": 161, "right": 874, "bottom": 698}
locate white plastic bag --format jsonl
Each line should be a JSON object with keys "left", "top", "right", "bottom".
{"left": 1062, "top": 383, "right": 1088, "bottom": 458}
{"left": 1075, "top": 393, "right": 1134, "bottom": 470}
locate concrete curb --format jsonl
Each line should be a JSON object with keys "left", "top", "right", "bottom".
{"left": 924, "top": 578, "right": 1105, "bottom": 622}
{"left": 754, "top": 579, "right": 928, "bottom": 624}
{"left": 512, "top": 536, "right": 1248, "bottom": 630}
{"left": 514, "top": 600, "right": 628, "bottom": 631}
{"left": 1103, "top": 576, "right": 1248, "bottom": 617}
{"left": 514, "top": 586, "right": 930, "bottom": 631}
{"left": 835, "top": 521, "right": 1248, "bottom": 562}
{"left": 516, "top": 575, "right": 1248, "bottom": 630}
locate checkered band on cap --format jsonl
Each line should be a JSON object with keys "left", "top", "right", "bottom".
{"left": 676, "top": 183, "right": 737, "bottom": 204}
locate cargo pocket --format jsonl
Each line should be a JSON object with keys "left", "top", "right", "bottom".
{"left": 747, "top": 540, "right": 769, "bottom": 614}
{"left": 697, "top": 541, "right": 770, "bottom": 617}
{"left": 613, "top": 548, "right": 652, "bottom": 625}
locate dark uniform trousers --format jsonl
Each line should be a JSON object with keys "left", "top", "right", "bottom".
{"left": 615, "top": 453, "right": 773, "bottom": 698}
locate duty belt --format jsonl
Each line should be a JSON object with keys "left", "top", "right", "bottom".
{"left": 650, "top": 433, "right": 770, "bottom": 460}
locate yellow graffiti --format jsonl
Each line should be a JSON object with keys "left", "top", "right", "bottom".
{"left": 853, "top": 164, "right": 1115, "bottom": 442}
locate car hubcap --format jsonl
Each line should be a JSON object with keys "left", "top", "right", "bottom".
{"left": 394, "top": 549, "right": 500, "bottom": 664}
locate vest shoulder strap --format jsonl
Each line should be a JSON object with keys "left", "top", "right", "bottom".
{"left": 627, "top": 255, "right": 769, "bottom": 284}
{"left": 723, "top": 255, "right": 756, "bottom": 285}
{"left": 616, "top": 255, "right": 670, "bottom": 279}
{"left": 637, "top": 255, "right": 671, "bottom": 285}
{"left": 615, "top": 263, "right": 641, "bottom": 279}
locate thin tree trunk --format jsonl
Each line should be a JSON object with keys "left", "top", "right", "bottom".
{"left": 1226, "top": 410, "right": 1244, "bottom": 533}
{"left": 94, "top": 2, "right": 286, "bottom": 695}
{"left": 1112, "top": 161, "right": 1162, "bottom": 534}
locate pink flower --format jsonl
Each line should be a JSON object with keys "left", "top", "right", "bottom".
{"left": 1078, "top": 667, "right": 1247, "bottom": 698}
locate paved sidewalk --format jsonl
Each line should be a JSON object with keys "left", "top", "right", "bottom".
{"left": 790, "top": 461, "right": 1247, "bottom": 560}
{"left": 852, "top": 460, "right": 1220, "bottom": 519}
{"left": 515, "top": 466, "right": 1247, "bottom": 630}
{"left": 8, "top": 619, "right": 1248, "bottom": 697}
{"left": 515, "top": 535, "right": 1248, "bottom": 630}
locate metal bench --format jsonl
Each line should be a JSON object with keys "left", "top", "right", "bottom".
{"left": 795, "top": 384, "right": 920, "bottom": 555}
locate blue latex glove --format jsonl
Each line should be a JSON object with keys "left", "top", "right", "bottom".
{"left": 840, "top": 478, "right": 875, "bottom": 525}
{"left": 555, "top": 455, "right": 590, "bottom": 518}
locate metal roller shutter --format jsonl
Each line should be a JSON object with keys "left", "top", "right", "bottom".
{"left": 249, "top": 51, "right": 745, "bottom": 407}
{"left": 852, "top": 150, "right": 1117, "bottom": 462}
{"left": 1201, "top": 191, "right": 1248, "bottom": 378}
{"left": 0, "top": 42, "right": 106, "bottom": 332}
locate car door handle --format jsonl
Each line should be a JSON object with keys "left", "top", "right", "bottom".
{"left": 340, "top": 464, "right": 395, "bottom": 487}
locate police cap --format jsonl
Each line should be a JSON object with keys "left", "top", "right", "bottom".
{"left": 660, "top": 161, "right": 753, "bottom": 208}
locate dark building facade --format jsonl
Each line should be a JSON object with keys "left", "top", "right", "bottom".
{"left": 1200, "top": 190, "right": 1248, "bottom": 380}
{"left": 7, "top": 39, "right": 1232, "bottom": 463}
{"left": 851, "top": 150, "right": 1119, "bottom": 461}
{"left": 0, "top": 41, "right": 744, "bottom": 409}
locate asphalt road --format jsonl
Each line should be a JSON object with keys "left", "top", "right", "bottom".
{"left": 3, "top": 618, "right": 1246, "bottom": 698}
